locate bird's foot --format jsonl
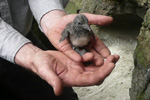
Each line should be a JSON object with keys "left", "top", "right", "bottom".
{"left": 73, "top": 47, "right": 92, "bottom": 66}
{"left": 73, "top": 47, "right": 87, "bottom": 56}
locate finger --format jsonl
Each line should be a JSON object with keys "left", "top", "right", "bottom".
{"left": 83, "top": 13, "right": 113, "bottom": 26}
{"left": 90, "top": 49, "right": 104, "bottom": 66}
{"left": 94, "top": 37, "right": 111, "bottom": 58}
{"left": 104, "top": 55, "right": 117, "bottom": 64}
{"left": 88, "top": 56, "right": 116, "bottom": 85}
{"left": 114, "top": 55, "right": 120, "bottom": 63}
{"left": 62, "top": 13, "right": 113, "bottom": 26}
{"left": 95, "top": 62, "right": 115, "bottom": 85}
{"left": 84, "top": 55, "right": 118, "bottom": 72}
{"left": 92, "top": 55, "right": 118, "bottom": 85}
{"left": 47, "top": 71, "right": 63, "bottom": 96}
{"left": 62, "top": 48, "right": 82, "bottom": 62}
{"left": 82, "top": 52, "right": 94, "bottom": 62}
{"left": 74, "top": 62, "right": 115, "bottom": 86}
{"left": 37, "top": 66, "right": 63, "bottom": 96}
{"left": 58, "top": 42, "right": 82, "bottom": 62}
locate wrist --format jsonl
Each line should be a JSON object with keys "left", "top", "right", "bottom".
{"left": 40, "top": 10, "right": 66, "bottom": 35}
{"left": 15, "top": 43, "right": 42, "bottom": 71}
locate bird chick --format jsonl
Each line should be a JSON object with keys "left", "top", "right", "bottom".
{"left": 59, "top": 14, "right": 95, "bottom": 56}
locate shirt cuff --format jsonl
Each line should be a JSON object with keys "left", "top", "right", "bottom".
{"left": 0, "top": 30, "right": 31, "bottom": 63}
{"left": 28, "top": 0, "right": 64, "bottom": 26}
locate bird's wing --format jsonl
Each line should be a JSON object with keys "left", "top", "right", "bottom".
{"left": 59, "top": 28, "right": 70, "bottom": 43}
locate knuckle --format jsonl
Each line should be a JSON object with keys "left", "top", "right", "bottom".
{"left": 59, "top": 44, "right": 71, "bottom": 53}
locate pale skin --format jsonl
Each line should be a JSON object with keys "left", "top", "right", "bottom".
{"left": 15, "top": 10, "right": 120, "bottom": 96}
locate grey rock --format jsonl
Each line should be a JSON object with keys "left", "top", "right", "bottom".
{"left": 65, "top": 0, "right": 150, "bottom": 99}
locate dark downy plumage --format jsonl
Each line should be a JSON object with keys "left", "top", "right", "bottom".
{"left": 59, "top": 14, "right": 95, "bottom": 57}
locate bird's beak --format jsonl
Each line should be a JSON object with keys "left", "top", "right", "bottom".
{"left": 83, "top": 24, "right": 91, "bottom": 31}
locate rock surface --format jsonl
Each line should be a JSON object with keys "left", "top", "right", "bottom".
{"left": 65, "top": 0, "right": 150, "bottom": 100}
{"left": 130, "top": 8, "right": 150, "bottom": 100}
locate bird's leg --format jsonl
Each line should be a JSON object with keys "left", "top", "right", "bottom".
{"left": 73, "top": 46, "right": 92, "bottom": 66}
{"left": 73, "top": 46, "right": 88, "bottom": 56}
{"left": 73, "top": 47, "right": 84, "bottom": 56}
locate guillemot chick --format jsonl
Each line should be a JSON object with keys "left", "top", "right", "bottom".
{"left": 59, "top": 14, "right": 95, "bottom": 57}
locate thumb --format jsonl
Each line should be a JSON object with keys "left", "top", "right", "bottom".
{"left": 46, "top": 71, "right": 63, "bottom": 96}
{"left": 38, "top": 68, "right": 63, "bottom": 96}
{"left": 83, "top": 13, "right": 113, "bottom": 26}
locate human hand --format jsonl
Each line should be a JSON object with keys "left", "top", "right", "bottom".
{"left": 33, "top": 51, "right": 119, "bottom": 96}
{"left": 15, "top": 43, "right": 119, "bottom": 96}
{"left": 41, "top": 10, "right": 114, "bottom": 65}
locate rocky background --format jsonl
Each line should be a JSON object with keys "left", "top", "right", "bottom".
{"left": 65, "top": 0, "right": 150, "bottom": 100}
{"left": 130, "top": 6, "right": 150, "bottom": 100}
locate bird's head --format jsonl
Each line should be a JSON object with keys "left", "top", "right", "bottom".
{"left": 73, "top": 14, "right": 91, "bottom": 31}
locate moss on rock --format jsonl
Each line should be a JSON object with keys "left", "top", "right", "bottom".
{"left": 130, "top": 8, "right": 150, "bottom": 100}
